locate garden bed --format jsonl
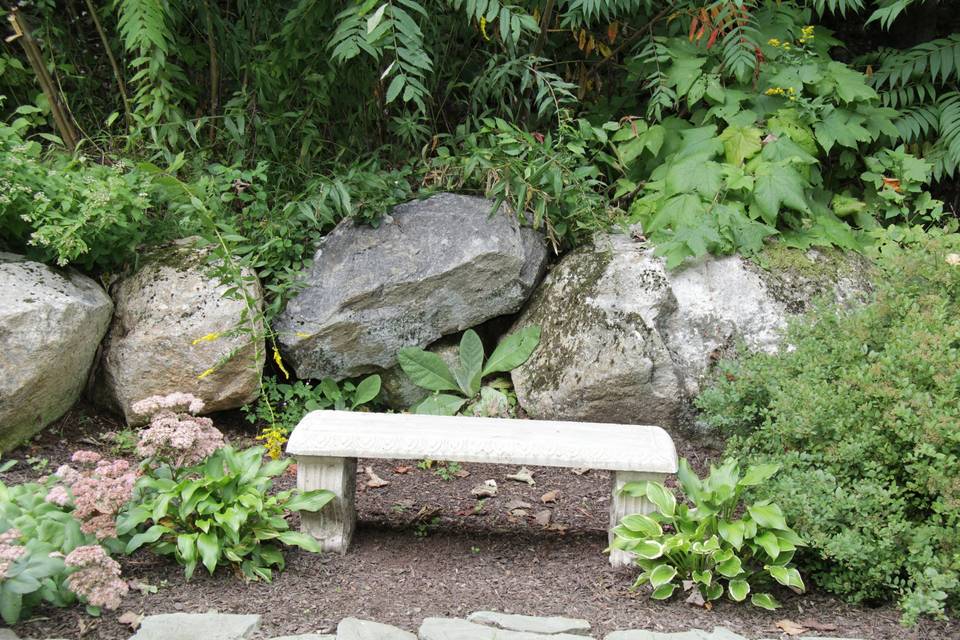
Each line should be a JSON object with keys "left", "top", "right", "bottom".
{"left": 5, "top": 405, "right": 958, "bottom": 640}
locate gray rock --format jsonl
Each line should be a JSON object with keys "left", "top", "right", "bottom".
{"left": 275, "top": 194, "right": 548, "bottom": 380}
{"left": 603, "top": 631, "right": 716, "bottom": 640}
{"left": 0, "top": 628, "right": 19, "bottom": 640}
{"left": 380, "top": 335, "right": 461, "bottom": 409}
{"left": 511, "top": 235, "right": 872, "bottom": 429}
{"left": 269, "top": 635, "right": 336, "bottom": 640}
{"left": 94, "top": 239, "right": 264, "bottom": 425}
{"left": 129, "top": 612, "right": 260, "bottom": 640}
{"left": 337, "top": 617, "right": 417, "bottom": 640}
{"left": 0, "top": 253, "right": 112, "bottom": 451}
{"left": 419, "top": 618, "right": 590, "bottom": 640}
{"left": 467, "top": 611, "right": 591, "bottom": 635}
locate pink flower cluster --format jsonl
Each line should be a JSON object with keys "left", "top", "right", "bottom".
{"left": 133, "top": 393, "right": 225, "bottom": 468}
{"left": 54, "top": 451, "right": 136, "bottom": 540}
{"left": 0, "top": 529, "right": 25, "bottom": 578}
{"left": 132, "top": 392, "right": 205, "bottom": 417}
{"left": 64, "top": 545, "right": 128, "bottom": 610}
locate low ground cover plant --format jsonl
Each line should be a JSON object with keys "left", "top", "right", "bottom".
{"left": 696, "top": 234, "right": 960, "bottom": 623}
{"left": 397, "top": 326, "right": 540, "bottom": 416}
{"left": 118, "top": 393, "right": 334, "bottom": 582}
{"left": 612, "top": 459, "right": 804, "bottom": 610}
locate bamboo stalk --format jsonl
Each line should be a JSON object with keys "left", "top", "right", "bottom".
{"left": 83, "top": 0, "right": 132, "bottom": 130}
{"left": 7, "top": 8, "right": 80, "bottom": 151}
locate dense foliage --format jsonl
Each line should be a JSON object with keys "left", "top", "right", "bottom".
{"left": 696, "top": 235, "right": 960, "bottom": 623}
{"left": 612, "top": 459, "right": 805, "bottom": 610}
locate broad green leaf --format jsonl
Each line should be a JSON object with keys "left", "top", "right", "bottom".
{"left": 197, "top": 532, "right": 220, "bottom": 575}
{"left": 412, "top": 394, "right": 467, "bottom": 416}
{"left": 676, "top": 458, "right": 703, "bottom": 501}
{"left": 125, "top": 524, "right": 169, "bottom": 554}
{"left": 665, "top": 158, "right": 723, "bottom": 198}
{"left": 650, "top": 583, "right": 677, "bottom": 600}
{"left": 717, "top": 519, "right": 746, "bottom": 550}
{"left": 728, "top": 578, "right": 750, "bottom": 602}
{"left": 692, "top": 570, "right": 712, "bottom": 586}
{"left": 285, "top": 490, "right": 335, "bottom": 513}
{"left": 650, "top": 564, "right": 678, "bottom": 588}
{"left": 634, "top": 540, "right": 664, "bottom": 560}
{"left": 705, "top": 582, "right": 724, "bottom": 600}
{"left": 767, "top": 565, "right": 805, "bottom": 592}
{"left": 666, "top": 55, "right": 707, "bottom": 97}
{"left": 620, "top": 513, "right": 663, "bottom": 537}
{"left": 814, "top": 109, "right": 872, "bottom": 153}
{"left": 738, "top": 463, "right": 780, "bottom": 487}
{"left": 277, "top": 531, "right": 322, "bottom": 552}
{"left": 719, "top": 125, "right": 763, "bottom": 165}
{"left": 397, "top": 348, "right": 459, "bottom": 392}
{"left": 0, "top": 587, "right": 23, "bottom": 625}
{"left": 755, "top": 530, "right": 780, "bottom": 560}
{"left": 481, "top": 325, "right": 541, "bottom": 376}
{"left": 751, "top": 592, "right": 780, "bottom": 610}
{"left": 458, "top": 330, "right": 484, "bottom": 396}
{"left": 751, "top": 161, "right": 810, "bottom": 225}
{"left": 645, "top": 482, "right": 677, "bottom": 517}
{"left": 3, "top": 573, "right": 39, "bottom": 595}
{"left": 747, "top": 503, "right": 789, "bottom": 531}
{"left": 352, "top": 374, "right": 381, "bottom": 407}
{"left": 716, "top": 554, "right": 743, "bottom": 578}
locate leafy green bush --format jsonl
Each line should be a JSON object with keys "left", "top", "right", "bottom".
{"left": 0, "top": 119, "right": 166, "bottom": 271}
{"left": 243, "top": 374, "right": 382, "bottom": 434}
{"left": 397, "top": 326, "right": 540, "bottom": 416}
{"left": 119, "top": 445, "right": 333, "bottom": 582}
{"left": 611, "top": 459, "right": 805, "bottom": 610}
{"left": 696, "top": 235, "right": 960, "bottom": 623}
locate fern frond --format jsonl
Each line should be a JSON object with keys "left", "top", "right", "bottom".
{"left": 870, "top": 34, "right": 960, "bottom": 90}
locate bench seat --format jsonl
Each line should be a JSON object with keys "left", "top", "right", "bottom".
{"left": 286, "top": 410, "right": 678, "bottom": 566}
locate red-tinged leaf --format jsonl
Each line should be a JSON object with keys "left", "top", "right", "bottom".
{"left": 689, "top": 17, "right": 699, "bottom": 42}
{"left": 707, "top": 29, "right": 719, "bottom": 49}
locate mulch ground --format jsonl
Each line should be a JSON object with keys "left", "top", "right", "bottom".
{"left": 5, "top": 405, "right": 958, "bottom": 640}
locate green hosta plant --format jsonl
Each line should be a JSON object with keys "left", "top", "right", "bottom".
{"left": 118, "top": 445, "right": 334, "bottom": 582}
{"left": 611, "top": 459, "right": 805, "bottom": 610}
{"left": 397, "top": 326, "right": 540, "bottom": 416}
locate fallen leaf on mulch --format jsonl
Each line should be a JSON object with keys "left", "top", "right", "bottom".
{"left": 128, "top": 581, "right": 157, "bottom": 595}
{"left": 506, "top": 467, "right": 536, "bottom": 485}
{"left": 798, "top": 619, "right": 837, "bottom": 632}
{"left": 572, "top": 467, "right": 591, "bottom": 475}
{"left": 545, "top": 522, "right": 568, "bottom": 532}
{"left": 285, "top": 463, "right": 298, "bottom": 477}
{"left": 541, "top": 490, "right": 559, "bottom": 504}
{"left": 534, "top": 509, "right": 552, "bottom": 526}
{"left": 775, "top": 619, "right": 807, "bottom": 636}
{"left": 509, "top": 509, "right": 529, "bottom": 517}
{"left": 454, "top": 469, "right": 471, "bottom": 478}
{"left": 685, "top": 589, "right": 705, "bottom": 608}
{"left": 365, "top": 466, "right": 391, "bottom": 488}
{"left": 118, "top": 612, "right": 143, "bottom": 630}
{"left": 393, "top": 465, "right": 413, "bottom": 474}
{"left": 471, "top": 480, "right": 498, "bottom": 498}
{"left": 505, "top": 499, "right": 532, "bottom": 511}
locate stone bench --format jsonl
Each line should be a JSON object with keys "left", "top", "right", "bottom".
{"left": 286, "top": 410, "right": 678, "bottom": 566}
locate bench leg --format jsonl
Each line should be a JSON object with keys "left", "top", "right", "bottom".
{"left": 296, "top": 455, "right": 357, "bottom": 554}
{"left": 609, "top": 471, "right": 665, "bottom": 568}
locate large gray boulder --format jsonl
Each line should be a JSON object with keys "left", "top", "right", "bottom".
{"left": 94, "top": 239, "right": 264, "bottom": 425}
{"left": 511, "top": 235, "right": 873, "bottom": 429}
{"left": 0, "top": 254, "right": 112, "bottom": 451}
{"left": 275, "top": 194, "right": 547, "bottom": 380}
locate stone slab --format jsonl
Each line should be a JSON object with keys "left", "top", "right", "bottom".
{"left": 338, "top": 617, "right": 417, "bottom": 640}
{"left": 0, "top": 630, "right": 18, "bottom": 640}
{"left": 287, "top": 411, "right": 677, "bottom": 474}
{"left": 467, "top": 612, "right": 591, "bottom": 635}
{"left": 269, "top": 635, "right": 336, "bottom": 640}
{"left": 419, "top": 618, "right": 591, "bottom": 640}
{"left": 129, "top": 612, "right": 261, "bottom": 640}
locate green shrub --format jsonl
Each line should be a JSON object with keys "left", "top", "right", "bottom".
{"left": 696, "top": 236, "right": 960, "bottom": 623}
{"left": 118, "top": 445, "right": 334, "bottom": 582}
{"left": 611, "top": 459, "right": 805, "bottom": 610}
{"left": 243, "top": 374, "right": 382, "bottom": 433}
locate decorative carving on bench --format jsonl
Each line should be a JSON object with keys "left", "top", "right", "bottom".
{"left": 286, "top": 410, "right": 677, "bottom": 567}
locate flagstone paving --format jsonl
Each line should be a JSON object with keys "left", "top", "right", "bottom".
{"left": 3, "top": 612, "right": 866, "bottom": 640}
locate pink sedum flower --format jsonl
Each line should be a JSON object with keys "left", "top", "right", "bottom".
{"left": 57, "top": 455, "right": 136, "bottom": 540}
{"left": 133, "top": 392, "right": 225, "bottom": 468}
{"left": 132, "top": 392, "right": 205, "bottom": 417}
{"left": 45, "top": 485, "right": 71, "bottom": 507}
{"left": 0, "top": 532, "right": 26, "bottom": 578}
{"left": 64, "top": 545, "right": 128, "bottom": 610}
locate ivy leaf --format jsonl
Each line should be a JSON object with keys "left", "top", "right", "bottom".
{"left": 751, "top": 161, "right": 810, "bottom": 225}
{"left": 719, "top": 125, "right": 763, "bottom": 165}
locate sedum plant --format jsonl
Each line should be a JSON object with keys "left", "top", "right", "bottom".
{"left": 611, "top": 458, "right": 805, "bottom": 610}
{"left": 397, "top": 326, "right": 539, "bottom": 416}
{"left": 119, "top": 393, "right": 334, "bottom": 582}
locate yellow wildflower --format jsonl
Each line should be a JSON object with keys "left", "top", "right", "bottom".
{"left": 479, "top": 16, "right": 490, "bottom": 41}
{"left": 767, "top": 38, "right": 781, "bottom": 47}
{"left": 273, "top": 344, "right": 290, "bottom": 379}
{"left": 765, "top": 87, "right": 786, "bottom": 96}
{"left": 191, "top": 332, "right": 221, "bottom": 345}
{"left": 799, "top": 25, "right": 815, "bottom": 43}
{"left": 197, "top": 367, "right": 215, "bottom": 380}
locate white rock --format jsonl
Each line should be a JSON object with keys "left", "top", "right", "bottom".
{"left": 337, "top": 617, "right": 417, "bottom": 640}
{"left": 419, "top": 618, "right": 591, "bottom": 640}
{"left": 467, "top": 612, "right": 591, "bottom": 636}
{"left": 511, "top": 235, "right": 873, "bottom": 429}
{"left": 129, "top": 612, "right": 260, "bottom": 640}
{"left": 93, "top": 239, "right": 264, "bottom": 424}
{"left": 0, "top": 253, "right": 112, "bottom": 451}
